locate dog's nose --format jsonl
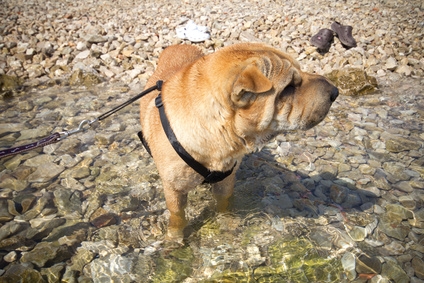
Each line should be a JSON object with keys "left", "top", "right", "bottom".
{"left": 330, "top": 86, "right": 339, "bottom": 102}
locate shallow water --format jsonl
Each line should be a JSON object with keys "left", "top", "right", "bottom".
{"left": 0, "top": 77, "right": 423, "bottom": 282}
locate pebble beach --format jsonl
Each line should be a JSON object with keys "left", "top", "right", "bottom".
{"left": 1, "top": 0, "right": 424, "bottom": 282}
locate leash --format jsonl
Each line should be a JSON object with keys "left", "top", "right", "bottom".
{"left": 0, "top": 81, "right": 163, "bottom": 159}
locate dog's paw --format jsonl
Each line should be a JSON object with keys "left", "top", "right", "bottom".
{"left": 165, "top": 228, "right": 185, "bottom": 243}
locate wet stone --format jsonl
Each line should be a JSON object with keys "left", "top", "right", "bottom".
{"left": 308, "top": 227, "right": 333, "bottom": 249}
{"left": 3, "top": 155, "right": 24, "bottom": 171}
{"left": 341, "top": 192, "right": 363, "bottom": 209}
{"left": 370, "top": 275, "right": 391, "bottom": 283}
{"left": 20, "top": 241, "right": 61, "bottom": 268}
{"left": 386, "top": 204, "right": 414, "bottom": 220}
{"left": 70, "top": 160, "right": 92, "bottom": 179}
{"left": 53, "top": 187, "right": 82, "bottom": 217}
{"left": 329, "top": 184, "right": 347, "bottom": 204}
{"left": 55, "top": 138, "right": 82, "bottom": 155}
{"left": 0, "top": 234, "right": 36, "bottom": 251}
{"left": 383, "top": 162, "right": 411, "bottom": 182}
{"left": 378, "top": 212, "right": 411, "bottom": 241}
{"left": 61, "top": 266, "right": 79, "bottom": 283}
{"left": 381, "top": 260, "right": 410, "bottom": 283}
{"left": 394, "top": 181, "right": 414, "bottom": 193}
{"left": 25, "top": 218, "right": 67, "bottom": 241}
{"left": 27, "top": 162, "right": 65, "bottom": 183}
{"left": 69, "top": 248, "right": 95, "bottom": 272}
{"left": 60, "top": 177, "right": 86, "bottom": 191}
{"left": 40, "top": 263, "right": 66, "bottom": 283}
{"left": 414, "top": 209, "right": 424, "bottom": 223}
{"left": 5, "top": 202, "right": 19, "bottom": 219}
{"left": 15, "top": 192, "right": 52, "bottom": 221}
{"left": 0, "top": 199, "right": 13, "bottom": 222}
{"left": 89, "top": 253, "right": 137, "bottom": 283}
{"left": 0, "top": 74, "right": 22, "bottom": 97}
{"left": 1, "top": 263, "right": 46, "bottom": 283}
{"left": 356, "top": 254, "right": 382, "bottom": 274}
{"left": 410, "top": 242, "right": 424, "bottom": 254}
{"left": 17, "top": 128, "right": 52, "bottom": 142}
{"left": 399, "top": 195, "right": 416, "bottom": 210}
{"left": 385, "top": 136, "right": 421, "bottom": 153}
{"left": 348, "top": 226, "right": 367, "bottom": 242}
{"left": 341, "top": 252, "right": 357, "bottom": 281}
{"left": 56, "top": 154, "right": 82, "bottom": 168}
{"left": 4, "top": 251, "right": 17, "bottom": 264}
{"left": 13, "top": 194, "right": 37, "bottom": 214}
{"left": 360, "top": 186, "right": 381, "bottom": 197}
{"left": 0, "top": 176, "right": 27, "bottom": 191}
{"left": 90, "top": 213, "right": 118, "bottom": 228}
{"left": 412, "top": 257, "right": 424, "bottom": 280}
{"left": 373, "top": 172, "right": 392, "bottom": 190}
{"left": 379, "top": 240, "right": 406, "bottom": 256}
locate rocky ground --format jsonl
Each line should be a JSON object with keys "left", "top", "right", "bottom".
{"left": 0, "top": 0, "right": 424, "bottom": 282}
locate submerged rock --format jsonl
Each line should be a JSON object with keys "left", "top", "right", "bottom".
{"left": 381, "top": 260, "right": 409, "bottom": 283}
{"left": 0, "top": 74, "right": 22, "bottom": 98}
{"left": 253, "top": 237, "right": 343, "bottom": 282}
{"left": 341, "top": 252, "right": 356, "bottom": 281}
{"left": 40, "top": 263, "right": 66, "bottom": 283}
{"left": 355, "top": 254, "right": 382, "bottom": 275}
{"left": 385, "top": 136, "right": 421, "bottom": 153}
{"left": 21, "top": 242, "right": 62, "bottom": 267}
{"left": 1, "top": 263, "right": 46, "bottom": 283}
{"left": 69, "top": 69, "right": 102, "bottom": 87}
{"left": 378, "top": 212, "right": 411, "bottom": 241}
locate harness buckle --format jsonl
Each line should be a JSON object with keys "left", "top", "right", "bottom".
{"left": 155, "top": 95, "right": 163, "bottom": 108}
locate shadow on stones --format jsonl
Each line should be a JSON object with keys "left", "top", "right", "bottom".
{"left": 183, "top": 148, "right": 379, "bottom": 241}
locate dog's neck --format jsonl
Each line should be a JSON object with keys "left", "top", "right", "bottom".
{"left": 160, "top": 90, "right": 247, "bottom": 172}
{"left": 155, "top": 92, "right": 237, "bottom": 183}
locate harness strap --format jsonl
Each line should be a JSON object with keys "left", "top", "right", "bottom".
{"left": 155, "top": 94, "right": 235, "bottom": 184}
{"left": 138, "top": 131, "right": 152, "bottom": 156}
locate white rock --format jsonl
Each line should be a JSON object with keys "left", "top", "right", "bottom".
{"left": 341, "top": 252, "right": 357, "bottom": 281}
{"left": 396, "top": 64, "right": 412, "bottom": 76}
{"left": 4, "top": 251, "right": 17, "bottom": 263}
{"left": 75, "top": 50, "right": 90, "bottom": 60}
{"left": 127, "top": 68, "right": 142, "bottom": 79}
{"left": 76, "top": 41, "right": 87, "bottom": 51}
{"left": 9, "top": 60, "right": 22, "bottom": 69}
{"left": 385, "top": 57, "right": 397, "bottom": 71}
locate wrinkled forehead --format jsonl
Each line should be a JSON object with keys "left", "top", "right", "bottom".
{"left": 256, "top": 49, "right": 302, "bottom": 84}
{"left": 272, "top": 49, "right": 301, "bottom": 69}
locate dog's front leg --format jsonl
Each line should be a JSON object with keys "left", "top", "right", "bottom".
{"left": 163, "top": 184, "right": 188, "bottom": 240}
{"left": 211, "top": 172, "right": 236, "bottom": 213}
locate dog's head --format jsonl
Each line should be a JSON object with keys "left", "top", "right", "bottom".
{"left": 214, "top": 43, "right": 338, "bottom": 149}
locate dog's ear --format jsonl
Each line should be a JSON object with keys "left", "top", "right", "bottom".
{"left": 232, "top": 64, "right": 273, "bottom": 107}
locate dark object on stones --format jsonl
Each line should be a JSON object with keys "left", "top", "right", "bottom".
{"left": 310, "top": 28, "right": 334, "bottom": 50}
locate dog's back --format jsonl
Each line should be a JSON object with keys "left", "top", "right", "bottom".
{"left": 144, "top": 45, "right": 204, "bottom": 90}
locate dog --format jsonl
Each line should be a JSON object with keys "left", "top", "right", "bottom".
{"left": 139, "top": 43, "right": 338, "bottom": 240}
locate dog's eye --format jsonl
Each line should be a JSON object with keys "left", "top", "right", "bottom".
{"left": 279, "top": 71, "right": 301, "bottom": 98}
{"left": 279, "top": 84, "right": 295, "bottom": 97}
{"left": 292, "top": 72, "right": 302, "bottom": 87}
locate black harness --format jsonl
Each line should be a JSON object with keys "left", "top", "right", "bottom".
{"left": 138, "top": 81, "right": 236, "bottom": 184}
